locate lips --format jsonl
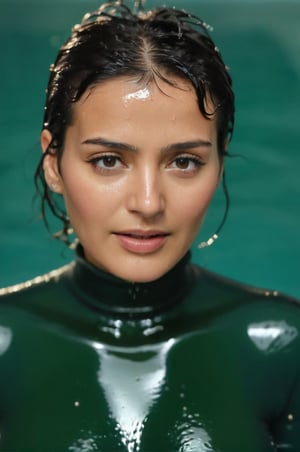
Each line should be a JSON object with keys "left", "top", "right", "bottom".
{"left": 114, "top": 230, "right": 169, "bottom": 253}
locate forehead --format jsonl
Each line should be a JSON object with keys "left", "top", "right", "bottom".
{"left": 75, "top": 75, "right": 216, "bottom": 114}
{"left": 69, "top": 75, "right": 217, "bottom": 142}
{"left": 78, "top": 75, "right": 195, "bottom": 105}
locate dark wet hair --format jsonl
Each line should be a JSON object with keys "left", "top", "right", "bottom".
{"left": 35, "top": 1, "right": 235, "bottom": 240}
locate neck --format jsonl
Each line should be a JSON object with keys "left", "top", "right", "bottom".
{"left": 71, "top": 244, "right": 193, "bottom": 320}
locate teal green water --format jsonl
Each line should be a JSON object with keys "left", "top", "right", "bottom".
{"left": 0, "top": 0, "right": 299, "bottom": 298}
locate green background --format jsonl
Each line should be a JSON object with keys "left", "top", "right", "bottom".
{"left": 0, "top": 0, "right": 299, "bottom": 298}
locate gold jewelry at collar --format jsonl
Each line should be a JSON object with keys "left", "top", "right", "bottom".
{"left": 0, "top": 263, "right": 73, "bottom": 296}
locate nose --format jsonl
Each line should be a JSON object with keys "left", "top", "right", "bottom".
{"left": 126, "top": 166, "right": 165, "bottom": 218}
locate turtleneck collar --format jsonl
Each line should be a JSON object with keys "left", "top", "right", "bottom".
{"left": 70, "top": 245, "right": 194, "bottom": 319}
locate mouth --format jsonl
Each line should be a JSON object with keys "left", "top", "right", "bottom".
{"left": 113, "top": 230, "right": 170, "bottom": 254}
{"left": 116, "top": 230, "right": 169, "bottom": 238}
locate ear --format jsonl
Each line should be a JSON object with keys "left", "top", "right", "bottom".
{"left": 41, "top": 129, "right": 64, "bottom": 194}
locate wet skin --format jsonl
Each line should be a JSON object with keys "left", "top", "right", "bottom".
{"left": 0, "top": 246, "right": 300, "bottom": 451}
{"left": 42, "top": 77, "right": 222, "bottom": 283}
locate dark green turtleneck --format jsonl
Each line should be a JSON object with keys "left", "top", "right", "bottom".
{"left": 0, "top": 245, "right": 300, "bottom": 451}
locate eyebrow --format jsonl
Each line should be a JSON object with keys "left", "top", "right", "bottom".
{"left": 161, "top": 140, "right": 212, "bottom": 153}
{"left": 81, "top": 137, "right": 212, "bottom": 153}
{"left": 81, "top": 137, "right": 138, "bottom": 152}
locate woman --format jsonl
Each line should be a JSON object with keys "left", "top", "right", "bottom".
{"left": 0, "top": 1, "right": 299, "bottom": 450}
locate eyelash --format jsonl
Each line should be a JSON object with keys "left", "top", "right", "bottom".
{"left": 87, "top": 152, "right": 205, "bottom": 174}
{"left": 88, "top": 153, "right": 124, "bottom": 173}
{"left": 170, "top": 155, "right": 205, "bottom": 172}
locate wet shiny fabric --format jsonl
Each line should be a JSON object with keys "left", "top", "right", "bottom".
{"left": 0, "top": 246, "right": 300, "bottom": 451}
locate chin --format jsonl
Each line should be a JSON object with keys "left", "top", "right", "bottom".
{"left": 85, "top": 247, "right": 183, "bottom": 283}
{"left": 113, "top": 262, "right": 172, "bottom": 283}
{"left": 120, "top": 270, "right": 167, "bottom": 284}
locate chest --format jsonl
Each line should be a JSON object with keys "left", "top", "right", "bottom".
{"left": 0, "top": 325, "right": 277, "bottom": 452}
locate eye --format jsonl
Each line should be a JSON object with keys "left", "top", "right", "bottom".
{"left": 169, "top": 155, "right": 204, "bottom": 172}
{"left": 88, "top": 153, "right": 124, "bottom": 172}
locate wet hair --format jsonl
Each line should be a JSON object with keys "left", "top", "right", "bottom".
{"left": 35, "top": 1, "right": 235, "bottom": 240}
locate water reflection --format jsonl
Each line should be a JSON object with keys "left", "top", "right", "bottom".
{"left": 247, "top": 321, "right": 298, "bottom": 353}
{"left": 177, "top": 411, "right": 213, "bottom": 452}
{"left": 0, "top": 325, "right": 12, "bottom": 355}
{"left": 68, "top": 435, "right": 98, "bottom": 452}
{"left": 94, "top": 339, "right": 175, "bottom": 451}
{"left": 97, "top": 318, "right": 164, "bottom": 339}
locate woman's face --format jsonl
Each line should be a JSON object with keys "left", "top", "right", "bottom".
{"left": 42, "top": 76, "right": 222, "bottom": 282}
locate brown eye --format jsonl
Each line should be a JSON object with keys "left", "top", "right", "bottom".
{"left": 175, "top": 157, "right": 191, "bottom": 170}
{"left": 101, "top": 156, "right": 119, "bottom": 168}
{"left": 89, "top": 153, "right": 123, "bottom": 171}
{"left": 170, "top": 155, "right": 204, "bottom": 171}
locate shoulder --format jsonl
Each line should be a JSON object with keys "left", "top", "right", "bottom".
{"left": 186, "top": 262, "right": 300, "bottom": 365}
{"left": 0, "top": 263, "right": 74, "bottom": 301}
{"left": 188, "top": 261, "right": 300, "bottom": 313}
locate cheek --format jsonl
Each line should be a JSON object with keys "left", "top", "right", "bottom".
{"left": 174, "top": 178, "right": 218, "bottom": 227}
{"left": 60, "top": 169, "right": 124, "bottom": 228}
{"left": 60, "top": 170, "right": 102, "bottom": 222}
{"left": 181, "top": 196, "right": 211, "bottom": 227}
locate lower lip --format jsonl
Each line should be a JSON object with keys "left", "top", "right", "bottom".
{"left": 115, "top": 234, "right": 168, "bottom": 254}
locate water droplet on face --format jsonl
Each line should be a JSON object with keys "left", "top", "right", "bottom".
{"left": 123, "top": 87, "right": 151, "bottom": 102}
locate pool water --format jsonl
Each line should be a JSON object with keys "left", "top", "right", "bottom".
{"left": 0, "top": 0, "right": 299, "bottom": 298}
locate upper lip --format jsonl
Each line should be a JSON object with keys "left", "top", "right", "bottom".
{"left": 114, "top": 229, "right": 170, "bottom": 238}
